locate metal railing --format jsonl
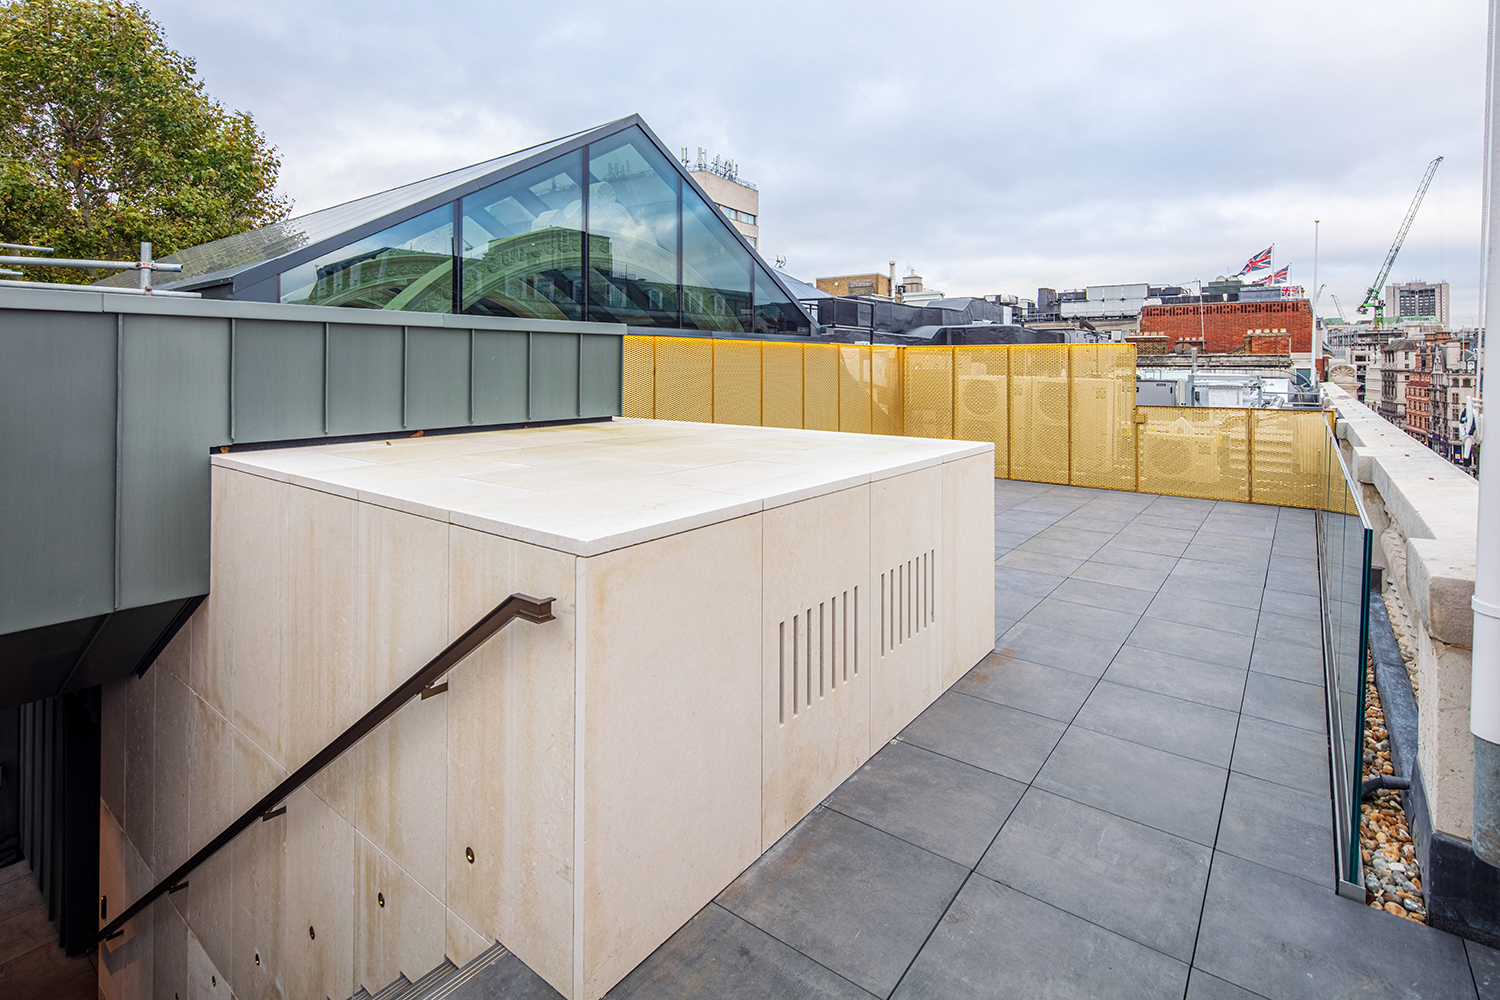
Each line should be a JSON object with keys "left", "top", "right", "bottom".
{"left": 623, "top": 336, "right": 1332, "bottom": 508}
{"left": 95, "top": 592, "right": 556, "bottom": 943}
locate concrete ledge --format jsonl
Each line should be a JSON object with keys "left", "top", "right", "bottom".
{"left": 1326, "top": 384, "right": 1476, "bottom": 647}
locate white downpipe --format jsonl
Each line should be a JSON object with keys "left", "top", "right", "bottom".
{"left": 1473, "top": 0, "right": 1500, "bottom": 864}
{"left": 1478, "top": 0, "right": 1500, "bottom": 744}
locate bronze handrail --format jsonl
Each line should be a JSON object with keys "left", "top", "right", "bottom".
{"left": 97, "top": 592, "right": 556, "bottom": 943}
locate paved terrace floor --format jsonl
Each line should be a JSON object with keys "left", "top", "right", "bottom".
{"left": 592, "top": 480, "right": 1500, "bottom": 1000}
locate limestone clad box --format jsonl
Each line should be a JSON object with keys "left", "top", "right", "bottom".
{"left": 98, "top": 418, "right": 994, "bottom": 1000}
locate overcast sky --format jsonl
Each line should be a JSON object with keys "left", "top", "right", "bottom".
{"left": 142, "top": 0, "right": 1487, "bottom": 324}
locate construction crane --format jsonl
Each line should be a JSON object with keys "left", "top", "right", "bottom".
{"left": 1331, "top": 292, "right": 1349, "bottom": 324}
{"left": 1358, "top": 155, "right": 1443, "bottom": 327}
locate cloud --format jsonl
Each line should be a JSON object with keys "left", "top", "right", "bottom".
{"left": 142, "top": 0, "right": 1488, "bottom": 324}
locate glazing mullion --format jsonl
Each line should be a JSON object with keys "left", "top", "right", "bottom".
{"left": 581, "top": 143, "right": 591, "bottom": 322}
{"left": 676, "top": 174, "right": 684, "bottom": 329}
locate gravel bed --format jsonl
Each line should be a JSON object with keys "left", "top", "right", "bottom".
{"left": 1361, "top": 653, "right": 1425, "bottom": 922}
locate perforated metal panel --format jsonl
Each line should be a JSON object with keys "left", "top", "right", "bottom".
{"left": 621, "top": 335, "right": 655, "bottom": 418}
{"left": 1137, "top": 406, "right": 1250, "bottom": 501}
{"left": 762, "top": 342, "right": 804, "bottom": 428}
{"left": 838, "top": 346, "right": 873, "bottom": 434}
{"left": 1009, "top": 345, "right": 1069, "bottom": 484}
{"left": 803, "top": 343, "right": 840, "bottom": 431}
{"left": 953, "top": 347, "right": 1008, "bottom": 478}
{"left": 653, "top": 337, "right": 713, "bottom": 423}
{"left": 870, "top": 347, "right": 902, "bottom": 436}
{"left": 1070, "top": 344, "right": 1136, "bottom": 490}
{"left": 713, "top": 339, "right": 762, "bottom": 426}
{"left": 1250, "top": 409, "right": 1326, "bottom": 509}
{"left": 902, "top": 347, "right": 953, "bottom": 440}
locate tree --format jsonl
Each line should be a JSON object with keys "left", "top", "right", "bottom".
{"left": 0, "top": 0, "right": 289, "bottom": 282}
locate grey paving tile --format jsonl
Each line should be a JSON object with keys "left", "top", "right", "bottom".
{"left": 955, "top": 652, "right": 1098, "bottom": 722}
{"left": 1144, "top": 593, "right": 1260, "bottom": 637}
{"left": 606, "top": 903, "right": 878, "bottom": 999}
{"left": 1241, "top": 672, "right": 1325, "bottom": 733}
{"left": 1229, "top": 715, "right": 1330, "bottom": 796}
{"left": 900, "top": 691, "right": 1067, "bottom": 784}
{"left": 1103, "top": 645, "right": 1248, "bottom": 712}
{"left": 1133, "top": 512, "right": 1204, "bottom": 532}
{"left": 465, "top": 948, "right": 569, "bottom": 998}
{"left": 1186, "top": 530, "right": 1274, "bottom": 555}
{"left": 1215, "top": 772, "right": 1333, "bottom": 886}
{"left": 1071, "top": 557, "right": 1173, "bottom": 593}
{"left": 992, "top": 615, "right": 1021, "bottom": 640}
{"left": 824, "top": 741, "right": 1025, "bottom": 868}
{"left": 995, "top": 621, "right": 1124, "bottom": 677}
{"left": 891, "top": 874, "right": 1187, "bottom": 1000}
{"left": 1012, "top": 496, "right": 1091, "bottom": 516}
{"left": 1159, "top": 560, "right": 1266, "bottom": 609}
{"left": 998, "top": 511, "right": 1063, "bottom": 534}
{"left": 1087, "top": 542, "right": 1180, "bottom": 573}
{"left": 1184, "top": 970, "right": 1269, "bottom": 1000}
{"left": 1015, "top": 532, "right": 1109, "bottom": 559}
{"left": 1254, "top": 610, "right": 1321, "bottom": 647}
{"left": 1179, "top": 543, "right": 1273, "bottom": 571}
{"left": 994, "top": 568, "right": 1067, "bottom": 597}
{"left": 1050, "top": 577, "right": 1156, "bottom": 614}
{"left": 994, "top": 530, "right": 1035, "bottom": 552}
{"left": 1020, "top": 597, "right": 1140, "bottom": 643}
{"left": 717, "top": 808, "right": 967, "bottom": 999}
{"left": 978, "top": 789, "right": 1211, "bottom": 962}
{"left": 1126, "top": 618, "right": 1255, "bottom": 670}
{"left": 1194, "top": 852, "right": 1475, "bottom": 1000}
{"left": 996, "top": 548, "right": 1087, "bottom": 578}
{"left": 1273, "top": 568, "right": 1320, "bottom": 597}
{"left": 1260, "top": 587, "right": 1319, "bottom": 621}
{"left": 1144, "top": 496, "right": 1217, "bottom": 516}
{"left": 1248, "top": 636, "right": 1323, "bottom": 685}
{"left": 1111, "top": 525, "right": 1195, "bottom": 557}
{"left": 992, "top": 587, "right": 1045, "bottom": 621}
{"left": 1073, "top": 681, "right": 1239, "bottom": 768}
{"left": 1468, "top": 938, "right": 1500, "bottom": 1000}
{"left": 1157, "top": 575, "right": 1265, "bottom": 612}
{"left": 1034, "top": 727, "right": 1228, "bottom": 846}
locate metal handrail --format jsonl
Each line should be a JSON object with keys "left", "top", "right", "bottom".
{"left": 96, "top": 592, "right": 556, "bottom": 943}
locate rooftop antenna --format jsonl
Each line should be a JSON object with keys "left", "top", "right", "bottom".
{"left": 775, "top": 256, "right": 787, "bottom": 270}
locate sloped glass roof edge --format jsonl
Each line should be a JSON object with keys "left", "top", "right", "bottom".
{"left": 94, "top": 120, "right": 612, "bottom": 290}
{"left": 629, "top": 117, "right": 812, "bottom": 328}
{"left": 95, "top": 113, "right": 813, "bottom": 329}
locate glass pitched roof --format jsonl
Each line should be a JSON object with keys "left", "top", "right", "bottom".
{"left": 94, "top": 130, "right": 586, "bottom": 289}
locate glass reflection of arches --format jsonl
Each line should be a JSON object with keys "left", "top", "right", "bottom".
{"left": 279, "top": 205, "right": 454, "bottom": 312}
{"left": 270, "top": 120, "right": 808, "bottom": 332}
{"left": 586, "top": 132, "right": 678, "bottom": 327}
{"left": 461, "top": 152, "right": 586, "bottom": 321}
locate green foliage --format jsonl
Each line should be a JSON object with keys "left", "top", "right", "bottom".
{"left": 0, "top": 0, "right": 289, "bottom": 282}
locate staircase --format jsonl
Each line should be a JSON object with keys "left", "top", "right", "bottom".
{"left": 347, "top": 941, "right": 563, "bottom": 1000}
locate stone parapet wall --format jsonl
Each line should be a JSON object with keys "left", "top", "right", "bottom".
{"left": 1325, "top": 384, "right": 1477, "bottom": 840}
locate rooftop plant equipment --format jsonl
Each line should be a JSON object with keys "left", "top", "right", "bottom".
{"left": 1357, "top": 156, "right": 1443, "bottom": 327}
{"left": 0, "top": 241, "right": 183, "bottom": 291}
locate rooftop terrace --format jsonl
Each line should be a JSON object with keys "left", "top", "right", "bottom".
{"left": 595, "top": 480, "right": 1493, "bottom": 999}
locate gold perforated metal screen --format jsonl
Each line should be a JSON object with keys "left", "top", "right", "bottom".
{"left": 1138, "top": 405, "right": 1250, "bottom": 501}
{"left": 804, "top": 344, "right": 841, "bottom": 431}
{"left": 953, "top": 347, "right": 1009, "bottom": 478}
{"left": 653, "top": 337, "right": 713, "bottom": 423}
{"left": 871, "top": 347, "right": 902, "bottom": 436}
{"left": 838, "top": 346, "right": 873, "bottom": 434}
{"left": 712, "top": 339, "right": 762, "bottom": 426}
{"left": 762, "top": 342, "right": 804, "bottom": 429}
{"left": 622, "top": 335, "right": 655, "bottom": 418}
{"left": 1070, "top": 345, "right": 1137, "bottom": 490}
{"left": 1250, "top": 409, "right": 1326, "bottom": 509}
{"left": 622, "top": 335, "right": 1337, "bottom": 510}
{"left": 903, "top": 348, "right": 953, "bottom": 440}
{"left": 1009, "top": 345, "right": 1070, "bottom": 484}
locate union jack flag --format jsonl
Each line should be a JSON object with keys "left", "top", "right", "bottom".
{"left": 1269, "top": 265, "right": 1289, "bottom": 285}
{"left": 1237, "top": 246, "right": 1273, "bottom": 274}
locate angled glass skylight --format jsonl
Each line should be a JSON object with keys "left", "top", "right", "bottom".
{"left": 93, "top": 117, "right": 811, "bottom": 334}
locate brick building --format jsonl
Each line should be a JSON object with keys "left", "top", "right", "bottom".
{"left": 1138, "top": 300, "right": 1312, "bottom": 354}
{"left": 1405, "top": 367, "right": 1431, "bottom": 443}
